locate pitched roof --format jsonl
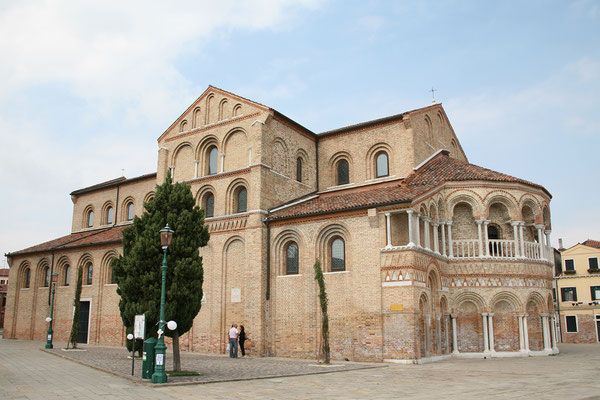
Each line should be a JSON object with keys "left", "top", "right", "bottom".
{"left": 6, "top": 226, "right": 126, "bottom": 257}
{"left": 582, "top": 239, "right": 600, "bottom": 249}
{"left": 70, "top": 173, "right": 156, "bottom": 196}
{"left": 268, "top": 151, "right": 550, "bottom": 221}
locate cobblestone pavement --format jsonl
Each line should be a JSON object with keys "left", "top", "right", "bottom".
{"left": 2, "top": 337, "right": 600, "bottom": 399}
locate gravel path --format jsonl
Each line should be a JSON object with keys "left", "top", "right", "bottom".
{"left": 43, "top": 343, "right": 385, "bottom": 385}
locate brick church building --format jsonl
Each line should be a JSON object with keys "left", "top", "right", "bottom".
{"left": 4, "top": 86, "right": 558, "bottom": 362}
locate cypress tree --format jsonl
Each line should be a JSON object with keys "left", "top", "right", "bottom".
{"left": 313, "top": 259, "right": 330, "bottom": 364}
{"left": 111, "top": 171, "right": 209, "bottom": 371}
{"left": 67, "top": 265, "right": 83, "bottom": 349}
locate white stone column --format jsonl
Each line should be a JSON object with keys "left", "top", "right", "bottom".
{"left": 550, "top": 315, "right": 559, "bottom": 352}
{"left": 407, "top": 210, "right": 415, "bottom": 246}
{"left": 385, "top": 212, "right": 392, "bottom": 248}
{"left": 482, "top": 313, "right": 490, "bottom": 353}
{"left": 541, "top": 314, "right": 551, "bottom": 352}
{"left": 536, "top": 225, "right": 545, "bottom": 259}
{"left": 194, "top": 160, "right": 199, "bottom": 179}
{"left": 425, "top": 314, "right": 431, "bottom": 357}
{"left": 441, "top": 223, "right": 447, "bottom": 256}
{"left": 424, "top": 217, "right": 431, "bottom": 250}
{"left": 447, "top": 222, "right": 453, "bottom": 257}
{"left": 511, "top": 221, "right": 520, "bottom": 257}
{"left": 476, "top": 220, "right": 483, "bottom": 257}
{"left": 436, "top": 314, "right": 442, "bottom": 355}
{"left": 523, "top": 314, "right": 530, "bottom": 351}
{"left": 415, "top": 213, "right": 422, "bottom": 248}
{"left": 220, "top": 153, "right": 225, "bottom": 173}
{"left": 483, "top": 220, "right": 490, "bottom": 257}
{"left": 451, "top": 315, "right": 459, "bottom": 354}
{"left": 433, "top": 223, "right": 440, "bottom": 254}
{"left": 518, "top": 315, "right": 525, "bottom": 351}
{"left": 545, "top": 230, "right": 552, "bottom": 262}
{"left": 488, "top": 312, "right": 495, "bottom": 353}
{"left": 444, "top": 315, "right": 450, "bottom": 354}
{"left": 169, "top": 165, "right": 174, "bottom": 179}
{"left": 519, "top": 222, "right": 525, "bottom": 258}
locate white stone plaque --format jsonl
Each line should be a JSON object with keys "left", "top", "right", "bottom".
{"left": 231, "top": 288, "right": 241, "bottom": 303}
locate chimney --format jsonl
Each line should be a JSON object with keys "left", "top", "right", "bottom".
{"left": 558, "top": 238, "right": 564, "bottom": 251}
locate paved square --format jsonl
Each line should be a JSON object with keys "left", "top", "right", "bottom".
{"left": 1, "top": 338, "right": 599, "bottom": 399}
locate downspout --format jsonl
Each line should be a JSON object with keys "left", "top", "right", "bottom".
{"left": 315, "top": 135, "right": 320, "bottom": 191}
{"left": 265, "top": 215, "right": 271, "bottom": 301}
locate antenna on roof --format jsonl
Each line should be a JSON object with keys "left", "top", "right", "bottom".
{"left": 121, "top": 168, "right": 125, "bottom": 177}
{"left": 430, "top": 87, "right": 437, "bottom": 104}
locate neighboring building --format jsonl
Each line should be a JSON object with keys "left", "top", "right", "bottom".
{"left": 556, "top": 240, "right": 600, "bottom": 343}
{"left": 4, "top": 86, "right": 558, "bottom": 362}
{"left": 0, "top": 268, "right": 8, "bottom": 328}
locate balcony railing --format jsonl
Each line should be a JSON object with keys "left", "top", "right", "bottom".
{"left": 452, "top": 240, "right": 480, "bottom": 258}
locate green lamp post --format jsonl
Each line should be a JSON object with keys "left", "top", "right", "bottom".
{"left": 45, "top": 272, "right": 59, "bottom": 349}
{"left": 151, "top": 224, "right": 174, "bottom": 384}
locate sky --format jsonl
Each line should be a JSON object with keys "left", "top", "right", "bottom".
{"left": 1, "top": 0, "right": 599, "bottom": 267}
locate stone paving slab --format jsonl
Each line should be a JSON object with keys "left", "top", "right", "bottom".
{"left": 42, "top": 341, "right": 385, "bottom": 385}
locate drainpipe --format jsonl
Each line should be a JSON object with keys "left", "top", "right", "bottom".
{"left": 315, "top": 135, "right": 319, "bottom": 191}
{"left": 48, "top": 251, "right": 55, "bottom": 305}
{"left": 114, "top": 184, "right": 120, "bottom": 226}
{"left": 265, "top": 216, "right": 271, "bottom": 301}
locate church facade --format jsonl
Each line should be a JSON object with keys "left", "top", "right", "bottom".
{"left": 4, "top": 86, "right": 558, "bottom": 362}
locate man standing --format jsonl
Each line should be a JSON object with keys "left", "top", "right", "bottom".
{"left": 228, "top": 324, "right": 239, "bottom": 358}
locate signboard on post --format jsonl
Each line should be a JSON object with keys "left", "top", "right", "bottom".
{"left": 134, "top": 314, "right": 146, "bottom": 339}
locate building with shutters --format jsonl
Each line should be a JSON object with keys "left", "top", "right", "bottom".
{"left": 4, "top": 86, "right": 558, "bottom": 362}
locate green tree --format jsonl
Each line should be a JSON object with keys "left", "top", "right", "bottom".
{"left": 111, "top": 171, "right": 210, "bottom": 371}
{"left": 313, "top": 259, "right": 330, "bottom": 364}
{"left": 67, "top": 265, "right": 83, "bottom": 349}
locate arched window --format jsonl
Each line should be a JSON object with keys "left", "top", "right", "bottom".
{"left": 376, "top": 152, "right": 389, "bottom": 178}
{"left": 330, "top": 237, "right": 345, "bottom": 271}
{"left": 24, "top": 268, "right": 31, "bottom": 288}
{"left": 64, "top": 265, "right": 70, "bottom": 286}
{"left": 127, "top": 203, "right": 134, "bottom": 221}
{"left": 87, "top": 210, "right": 94, "bottom": 228}
{"left": 110, "top": 265, "right": 116, "bottom": 284}
{"left": 286, "top": 242, "right": 299, "bottom": 275}
{"left": 106, "top": 206, "right": 113, "bottom": 224}
{"left": 236, "top": 188, "right": 247, "bottom": 213}
{"left": 208, "top": 146, "right": 218, "bottom": 175}
{"left": 43, "top": 267, "right": 50, "bottom": 287}
{"left": 205, "top": 193, "right": 215, "bottom": 218}
{"left": 337, "top": 160, "right": 349, "bottom": 185}
{"left": 488, "top": 225, "right": 500, "bottom": 257}
{"left": 296, "top": 158, "right": 303, "bottom": 182}
{"left": 86, "top": 263, "right": 93, "bottom": 285}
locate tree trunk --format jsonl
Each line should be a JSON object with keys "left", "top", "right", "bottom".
{"left": 172, "top": 331, "right": 181, "bottom": 371}
{"left": 322, "top": 312, "right": 330, "bottom": 364}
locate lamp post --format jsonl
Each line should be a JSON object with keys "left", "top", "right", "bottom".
{"left": 151, "top": 224, "right": 174, "bottom": 384}
{"left": 45, "top": 272, "right": 59, "bottom": 349}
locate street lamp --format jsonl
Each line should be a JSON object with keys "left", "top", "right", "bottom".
{"left": 45, "top": 272, "right": 59, "bottom": 349}
{"left": 152, "top": 224, "right": 174, "bottom": 384}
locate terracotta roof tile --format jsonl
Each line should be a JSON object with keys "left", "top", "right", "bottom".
{"left": 7, "top": 226, "right": 126, "bottom": 257}
{"left": 268, "top": 152, "right": 549, "bottom": 221}
{"left": 582, "top": 239, "right": 600, "bottom": 249}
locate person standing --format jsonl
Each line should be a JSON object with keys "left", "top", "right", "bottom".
{"left": 239, "top": 325, "right": 247, "bottom": 357}
{"left": 228, "top": 324, "right": 239, "bottom": 358}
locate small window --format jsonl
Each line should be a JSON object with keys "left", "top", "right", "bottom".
{"left": 337, "top": 160, "right": 349, "bottom": 185}
{"left": 208, "top": 146, "right": 218, "bottom": 175}
{"left": 591, "top": 286, "right": 600, "bottom": 301}
{"left": 589, "top": 257, "right": 599, "bottom": 270}
{"left": 237, "top": 188, "right": 247, "bottom": 213}
{"left": 286, "top": 242, "right": 299, "bottom": 275}
{"left": 24, "top": 268, "right": 31, "bottom": 288}
{"left": 565, "top": 259, "right": 575, "bottom": 271}
{"left": 43, "top": 267, "right": 50, "bottom": 287}
{"left": 110, "top": 266, "right": 117, "bottom": 284}
{"left": 64, "top": 265, "right": 70, "bottom": 286}
{"left": 375, "top": 152, "right": 389, "bottom": 178}
{"left": 331, "top": 237, "right": 345, "bottom": 271}
{"left": 561, "top": 287, "right": 577, "bottom": 302}
{"left": 127, "top": 203, "right": 134, "bottom": 221}
{"left": 296, "top": 158, "right": 303, "bottom": 182}
{"left": 86, "top": 263, "right": 93, "bottom": 285}
{"left": 106, "top": 206, "right": 113, "bottom": 224}
{"left": 205, "top": 193, "right": 215, "bottom": 218}
{"left": 565, "top": 315, "right": 578, "bottom": 333}
{"left": 87, "top": 210, "right": 94, "bottom": 227}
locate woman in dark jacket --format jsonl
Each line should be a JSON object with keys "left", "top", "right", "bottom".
{"left": 239, "top": 325, "right": 247, "bottom": 357}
